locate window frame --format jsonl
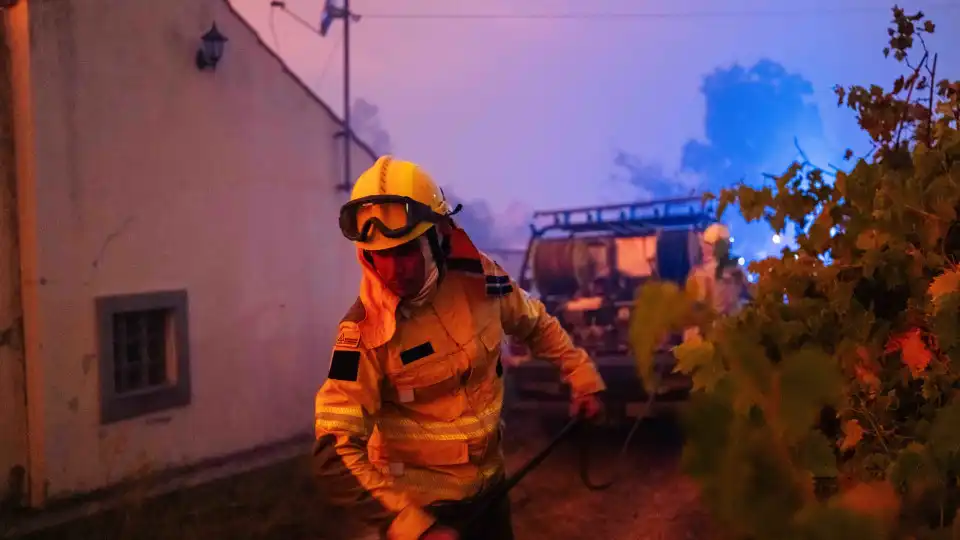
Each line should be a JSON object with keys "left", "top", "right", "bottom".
{"left": 95, "top": 289, "right": 191, "bottom": 424}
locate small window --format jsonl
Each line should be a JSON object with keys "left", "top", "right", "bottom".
{"left": 96, "top": 290, "right": 191, "bottom": 424}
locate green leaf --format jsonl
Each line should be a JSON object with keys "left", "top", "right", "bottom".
{"left": 673, "top": 337, "right": 714, "bottom": 373}
{"left": 778, "top": 347, "right": 844, "bottom": 442}
{"left": 928, "top": 272, "right": 960, "bottom": 309}
{"left": 928, "top": 400, "right": 960, "bottom": 463}
{"left": 931, "top": 292, "right": 960, "bottom": 354}
{"left": 629, "top": 280, "right": 699, "bottom": 392}
{"left": 795, "top": 430, "right": 839, "bottom": 478}
{"left": 888, "top": 442, "right": 936, "bottom": 490}
{"left": 674, "top": 337, "right": 725, "bottom": 392}
{"left": 855, "top": 229, "right": 890, "bottom": 250}
{"left": 680, "top": 390, "right": 734, "bottom": 478}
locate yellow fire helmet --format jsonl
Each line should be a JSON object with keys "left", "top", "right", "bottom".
{"left": 702, "top": 223, "right": 731, "bottom": 245}
{"left": 339, "top": 156, "right": 457, "bottom": 251}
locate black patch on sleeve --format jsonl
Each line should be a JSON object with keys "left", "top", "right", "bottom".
{"left": 399, "top": 342, "right": 435, "bottom": 365}
{"left": 446, "top": 257, "right": 484, "bottom": 274}
{"left": 328, "top": 350, "right": 361, "bottom": 381}
{"left": 485, "top": 283, "right": 515, "bottom": 297}
{"left": 485, "top": 274, "right": 510, "bottom": 285}
{"left": 496, "top": 357, "right": 503, "bottom": 378}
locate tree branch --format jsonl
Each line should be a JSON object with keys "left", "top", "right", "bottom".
{"left": 793, "top": 137, "right": 838, "bottom": 178}
{"left": 894, "top": 51, "right": 928, "bottom": 147}
{"left": 926, "top": 53, "right": 938, "bottom": 147}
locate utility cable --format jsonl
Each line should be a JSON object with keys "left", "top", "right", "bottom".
{"left": 272, "top": 2, "right": 960, "bottom": 36}
{"left": 361, "top": 4, "right": 960, "bottom": 21}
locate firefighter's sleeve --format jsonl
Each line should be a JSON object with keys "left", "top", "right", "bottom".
{"left": 493, "top": 269, "right": 606, "bottom": 398}
{"left": 312, "top": 321, "right": 437, "bottom": 540}
{"left": 685, "top": 268, "right": 711, "bottom": 304}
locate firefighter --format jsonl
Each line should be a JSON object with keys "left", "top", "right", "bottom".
{"left": 683, "top": 223, "right": 751, "bottom": 342}
{"left": 313, "top": 156, "right": 606, "bottom": 540}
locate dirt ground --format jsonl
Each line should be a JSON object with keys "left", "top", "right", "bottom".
{"left": 12, "top": 411, "right": 718, "bottom": 540}
{"left": 503, "top": 413, "right": 717, "bottom": 540}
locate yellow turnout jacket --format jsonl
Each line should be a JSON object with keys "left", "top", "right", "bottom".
{"left": 313, "top": 227, "right": 605, "bottom": 539}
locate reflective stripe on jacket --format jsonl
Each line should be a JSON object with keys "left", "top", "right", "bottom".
{"left": 313, "top": 226, "right": 605, "bottom": 540}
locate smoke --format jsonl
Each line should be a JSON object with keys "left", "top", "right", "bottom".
{"left": 351, "top": 97, "right": 393, "bottom": 156}
{"left": 444, "top": 189, "right": 532, "bottom": 250}
{"left": 350, "top": 98, "right": 531, "bottom": 250}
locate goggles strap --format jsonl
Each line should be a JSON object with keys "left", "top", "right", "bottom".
{"left": 425, "top": 227, "right": 447, "bottom": 282}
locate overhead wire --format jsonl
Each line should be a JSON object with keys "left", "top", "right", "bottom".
{"left": 271, "top": 2, "right": 321, "bottom": 34}
{"left": 272, "top": 2, "right": 960, "bottom": 35}
{"left": 269, "top": 2, "right": 342, "bottom": 88}
{"left": 359, "top": 3, "right": 960, "bottom": 21}
{"left": 267, "top": 4, "right": 282, "bottom": 53}
{"left": 317, "top": 33, "right": 343, "bottom": 87}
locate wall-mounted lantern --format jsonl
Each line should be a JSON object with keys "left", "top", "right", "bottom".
{"left": 195, "top": 23, "right": 228, "bottom": 71}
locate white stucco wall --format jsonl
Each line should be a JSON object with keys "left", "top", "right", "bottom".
{"left": 11, "top": 0, "right": 373, "bottom": 500}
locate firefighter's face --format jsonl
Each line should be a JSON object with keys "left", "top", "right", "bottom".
{"left": 368, "top": 238, "right": 427, "bottom": 298}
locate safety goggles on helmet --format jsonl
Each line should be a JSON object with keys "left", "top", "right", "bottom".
{"left": 339, "top": 194, "right": 452, "bottom": 243}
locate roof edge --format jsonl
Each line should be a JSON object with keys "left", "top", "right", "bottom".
{"left": 221, "top": 0, "right": 378, "bottom": 163}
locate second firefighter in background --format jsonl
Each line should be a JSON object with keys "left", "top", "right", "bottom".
{"left": 683, "top": 222, "right": 752, "bottom": 343}
{"left": 312, "top": 156, "right": 606, "bottom": 539}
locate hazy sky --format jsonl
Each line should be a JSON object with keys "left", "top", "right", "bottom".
{"left": 229, "top": 0, "right": 959, "bottom": 235}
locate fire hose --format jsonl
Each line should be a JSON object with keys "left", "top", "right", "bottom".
{"left": 460, "top": 380, "right": 661, "bottom": 532}
{"left": 578, "top": 384, "right": 658, "bottom": 491}
{"left": 463, "top": 414, "right": 585, "bottom": 531}
{"left": 461, "top": 413, "right": 583, "bottom": 532}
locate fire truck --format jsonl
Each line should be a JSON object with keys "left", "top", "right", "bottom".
{"left": 501, "top": 196, "right": 718, "bottom": 421}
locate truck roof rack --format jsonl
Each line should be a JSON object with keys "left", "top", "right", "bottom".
{"left": 529, "top": 195, "right": 716, "bottom": 238}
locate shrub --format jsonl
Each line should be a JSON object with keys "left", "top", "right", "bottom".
{"left": 630, "top": 6, "right": 960, "bottom": 538}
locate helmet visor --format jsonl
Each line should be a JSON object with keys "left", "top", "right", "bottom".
{"left": 339, "top": 195, "right": 443, "bottom": 243}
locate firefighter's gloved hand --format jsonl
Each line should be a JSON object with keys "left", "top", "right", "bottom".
{"left": 570, "top": 392, "right": 603, "bottom": 421}
{"left": 420, "top": 524, "right": 460, "bottom": 539}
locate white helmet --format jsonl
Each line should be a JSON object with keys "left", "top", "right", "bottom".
{"left": 702, "top": 223, "right": 731, "bottom": 244}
